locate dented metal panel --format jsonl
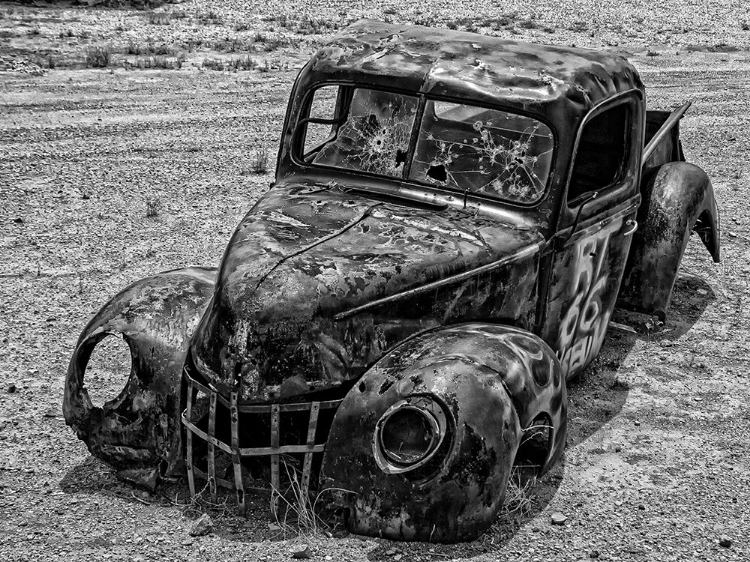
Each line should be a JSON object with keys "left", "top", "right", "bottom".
{"left": 320, "top": 324, "right": 565, "bottom": 542}
{"left": 308, "top": 20, "right": 642, "bottom": 117}
{"left": 189, "top": 182, "right": 543, "bottom": 402}
{"left": 618, "top": 162, "right": 721, "bottom": 317}
{"left": 63, "top": 267, "right": 216, "bottom": 485}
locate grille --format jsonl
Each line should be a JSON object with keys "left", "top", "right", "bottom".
{"left": 181, "top": 367, "right": 342, "bottom": 513}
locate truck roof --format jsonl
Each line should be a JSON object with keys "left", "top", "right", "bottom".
{"left": 308, "top": 20, "right": 643, "bottom": 122}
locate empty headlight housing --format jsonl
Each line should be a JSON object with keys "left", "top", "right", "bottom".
{"left": 373, "top": 395, "right": 450, "bottom": 475}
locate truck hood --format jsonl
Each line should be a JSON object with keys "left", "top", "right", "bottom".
{"left": 190, "top": 182, "right": 543, "bottom": 401}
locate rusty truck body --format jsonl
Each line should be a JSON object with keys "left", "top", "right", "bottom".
{"left": 64, "top": 21, "right": 720, "bottom": 542}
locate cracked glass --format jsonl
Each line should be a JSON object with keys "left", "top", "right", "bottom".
{"left": 311, "top": 88, "right": 418, "bottom": 178}
{"left": 304, "top": 88, "right": 555, "bottom": 204}
{"left": 411, "top": 101, "right": 554, "bottom": 204}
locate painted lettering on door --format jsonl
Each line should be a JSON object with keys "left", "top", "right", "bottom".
{"left": 557, "top": 218, "right": 623, "bottom": 376}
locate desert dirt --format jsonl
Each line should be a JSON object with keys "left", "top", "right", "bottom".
{"left": 1, "top": 1, "right": 749, "bottom": 561}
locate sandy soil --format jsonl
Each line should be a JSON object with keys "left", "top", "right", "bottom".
{"left": 1, "top": 1, "right": 749, "bottom": 561}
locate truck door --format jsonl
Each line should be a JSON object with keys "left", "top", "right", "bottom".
{"left": 541, "top": 95, "right": 643, "bottom": 380}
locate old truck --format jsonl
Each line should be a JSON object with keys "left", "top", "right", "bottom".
{"left": 63, "top": 20, "right": 720, "bottom": 542}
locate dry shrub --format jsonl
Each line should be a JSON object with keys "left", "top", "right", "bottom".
{"left": 86, "top": 46, "right": 111, "bottom": 68}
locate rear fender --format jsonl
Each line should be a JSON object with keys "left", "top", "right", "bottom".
{"left": 63, "top": 267, "right": 216, "bottom": 486}
{"left": 618, "top": 162, "right": 720, "bottom": 318}
{"left": 319, "top": 323, "right": 566, "bottom": 542}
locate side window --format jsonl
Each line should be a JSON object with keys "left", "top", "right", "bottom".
{"left": 303, "top": 85, "right": 341, "bottom": 159}
{"left": 568, "top": 104, "right": 630, "bottom": 204}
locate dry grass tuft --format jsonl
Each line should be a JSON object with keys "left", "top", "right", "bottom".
{"left": 86, "top": 45, "right": 111, "bottom": 68}
{"left": 145, "top": 197, "right": 162, "bottom": 217}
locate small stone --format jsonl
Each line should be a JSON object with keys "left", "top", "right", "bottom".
{"left": 590, "top": 550, "right": 600, "bottom": 559}
{"left": 268, "top": 523, "right": 281, "bottom": 532}
{"left": 614, "top": 445, "right": 622, "bottom": 453}
{"left": 182, "top": 538, "right": 194, "bottom": 546}
{"left": 7, "top": 384, "right": 16, "bottom": 393}
{"left": 551, "top": 512, "right": 567, "bottom": 525}
{"left": 291, "top": 544, "right": 311, "bottom": 559}
{"left": 719, "top": 536, "right": 732, "bottom": 548}
{"left": 638, "top": 504, "right": 645, "bottom": 510}
{"left": 385, "top": 549, "right": 398, "bottom": 556}
{"left": 189, "top": 514, "right": 213, "bottom": 537}
{"left": 634, "top": 421, "right": 641, "bottom": 426}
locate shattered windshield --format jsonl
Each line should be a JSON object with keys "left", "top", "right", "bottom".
{"left": 310, "top": 89, "right": 418, "bottom": 178}
{"left": 304, "top": 87, "right": 554, "bottom": 204}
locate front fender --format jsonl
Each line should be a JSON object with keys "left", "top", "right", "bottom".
{"left": 618, "top": 162, "right": 720, "bottom": 318}
{"left": 63, "top": 267, "right": 216, "bottom": 486}
{"left": 319, "top": 323, "right": 566, "bottom": 542}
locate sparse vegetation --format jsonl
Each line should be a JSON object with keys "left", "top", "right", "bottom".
{"left": 126, "top": 40, "right": 177, "bottom": 57}
{"left": 500, "top": 469, "right": 536, "bottom": 517}
{"left": 147, "top": 11, "right": 172, "bottom": 26}
{"left": 201, "top": 58, "right": 225, "bottom": 71}
{"left": 250, "top": 148, "right": 269, "bottom": 174}
{"left": 568, "top": 20, "right": 588, "bottom": 32}
{"left": 228, "top": 55, "right": 257, "bottom": 71}
{"left": 145, "top": 197, "right": 162, "bottom": 217}
{"left": 196, "top": 10, "right": 223, "bottom": 26}
{"left": 85, "top": 45, "right": 111, "bottom": 68}
{"left": 33, "top": 54, "right": 56, "bottom": 69}
{"left": 131, "top": 54, "right": 185, "bottom": 69}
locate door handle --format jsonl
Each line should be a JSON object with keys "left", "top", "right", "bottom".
{"left": 623, "top": 219, "right": 638, "bottom": 236}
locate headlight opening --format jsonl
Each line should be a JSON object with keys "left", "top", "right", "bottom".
{"left": 373, "top": 395, "right": 450, "bottom": 475}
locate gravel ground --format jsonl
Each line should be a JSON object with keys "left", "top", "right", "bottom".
{"left": 1, "top": 1, "right": 749, "bottom": 561}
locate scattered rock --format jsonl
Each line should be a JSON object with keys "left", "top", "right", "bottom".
{"left": 719, "top": 536, "right": 732, "bottom": 548}
{"left": 189, "top": 514, "right": 213, "bottom": 537}
{"left": 551, "top": 512, "right": 567, "bottom": 525}
{"left": 291, "top": 544, "right": 311, "bottom": 559}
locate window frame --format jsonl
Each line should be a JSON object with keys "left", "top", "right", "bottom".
{"left": 565, "top": 94, "right": 639, "bottom": 208}
{"left": 291, "top": 82, "right": 559, "bottom": 208}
